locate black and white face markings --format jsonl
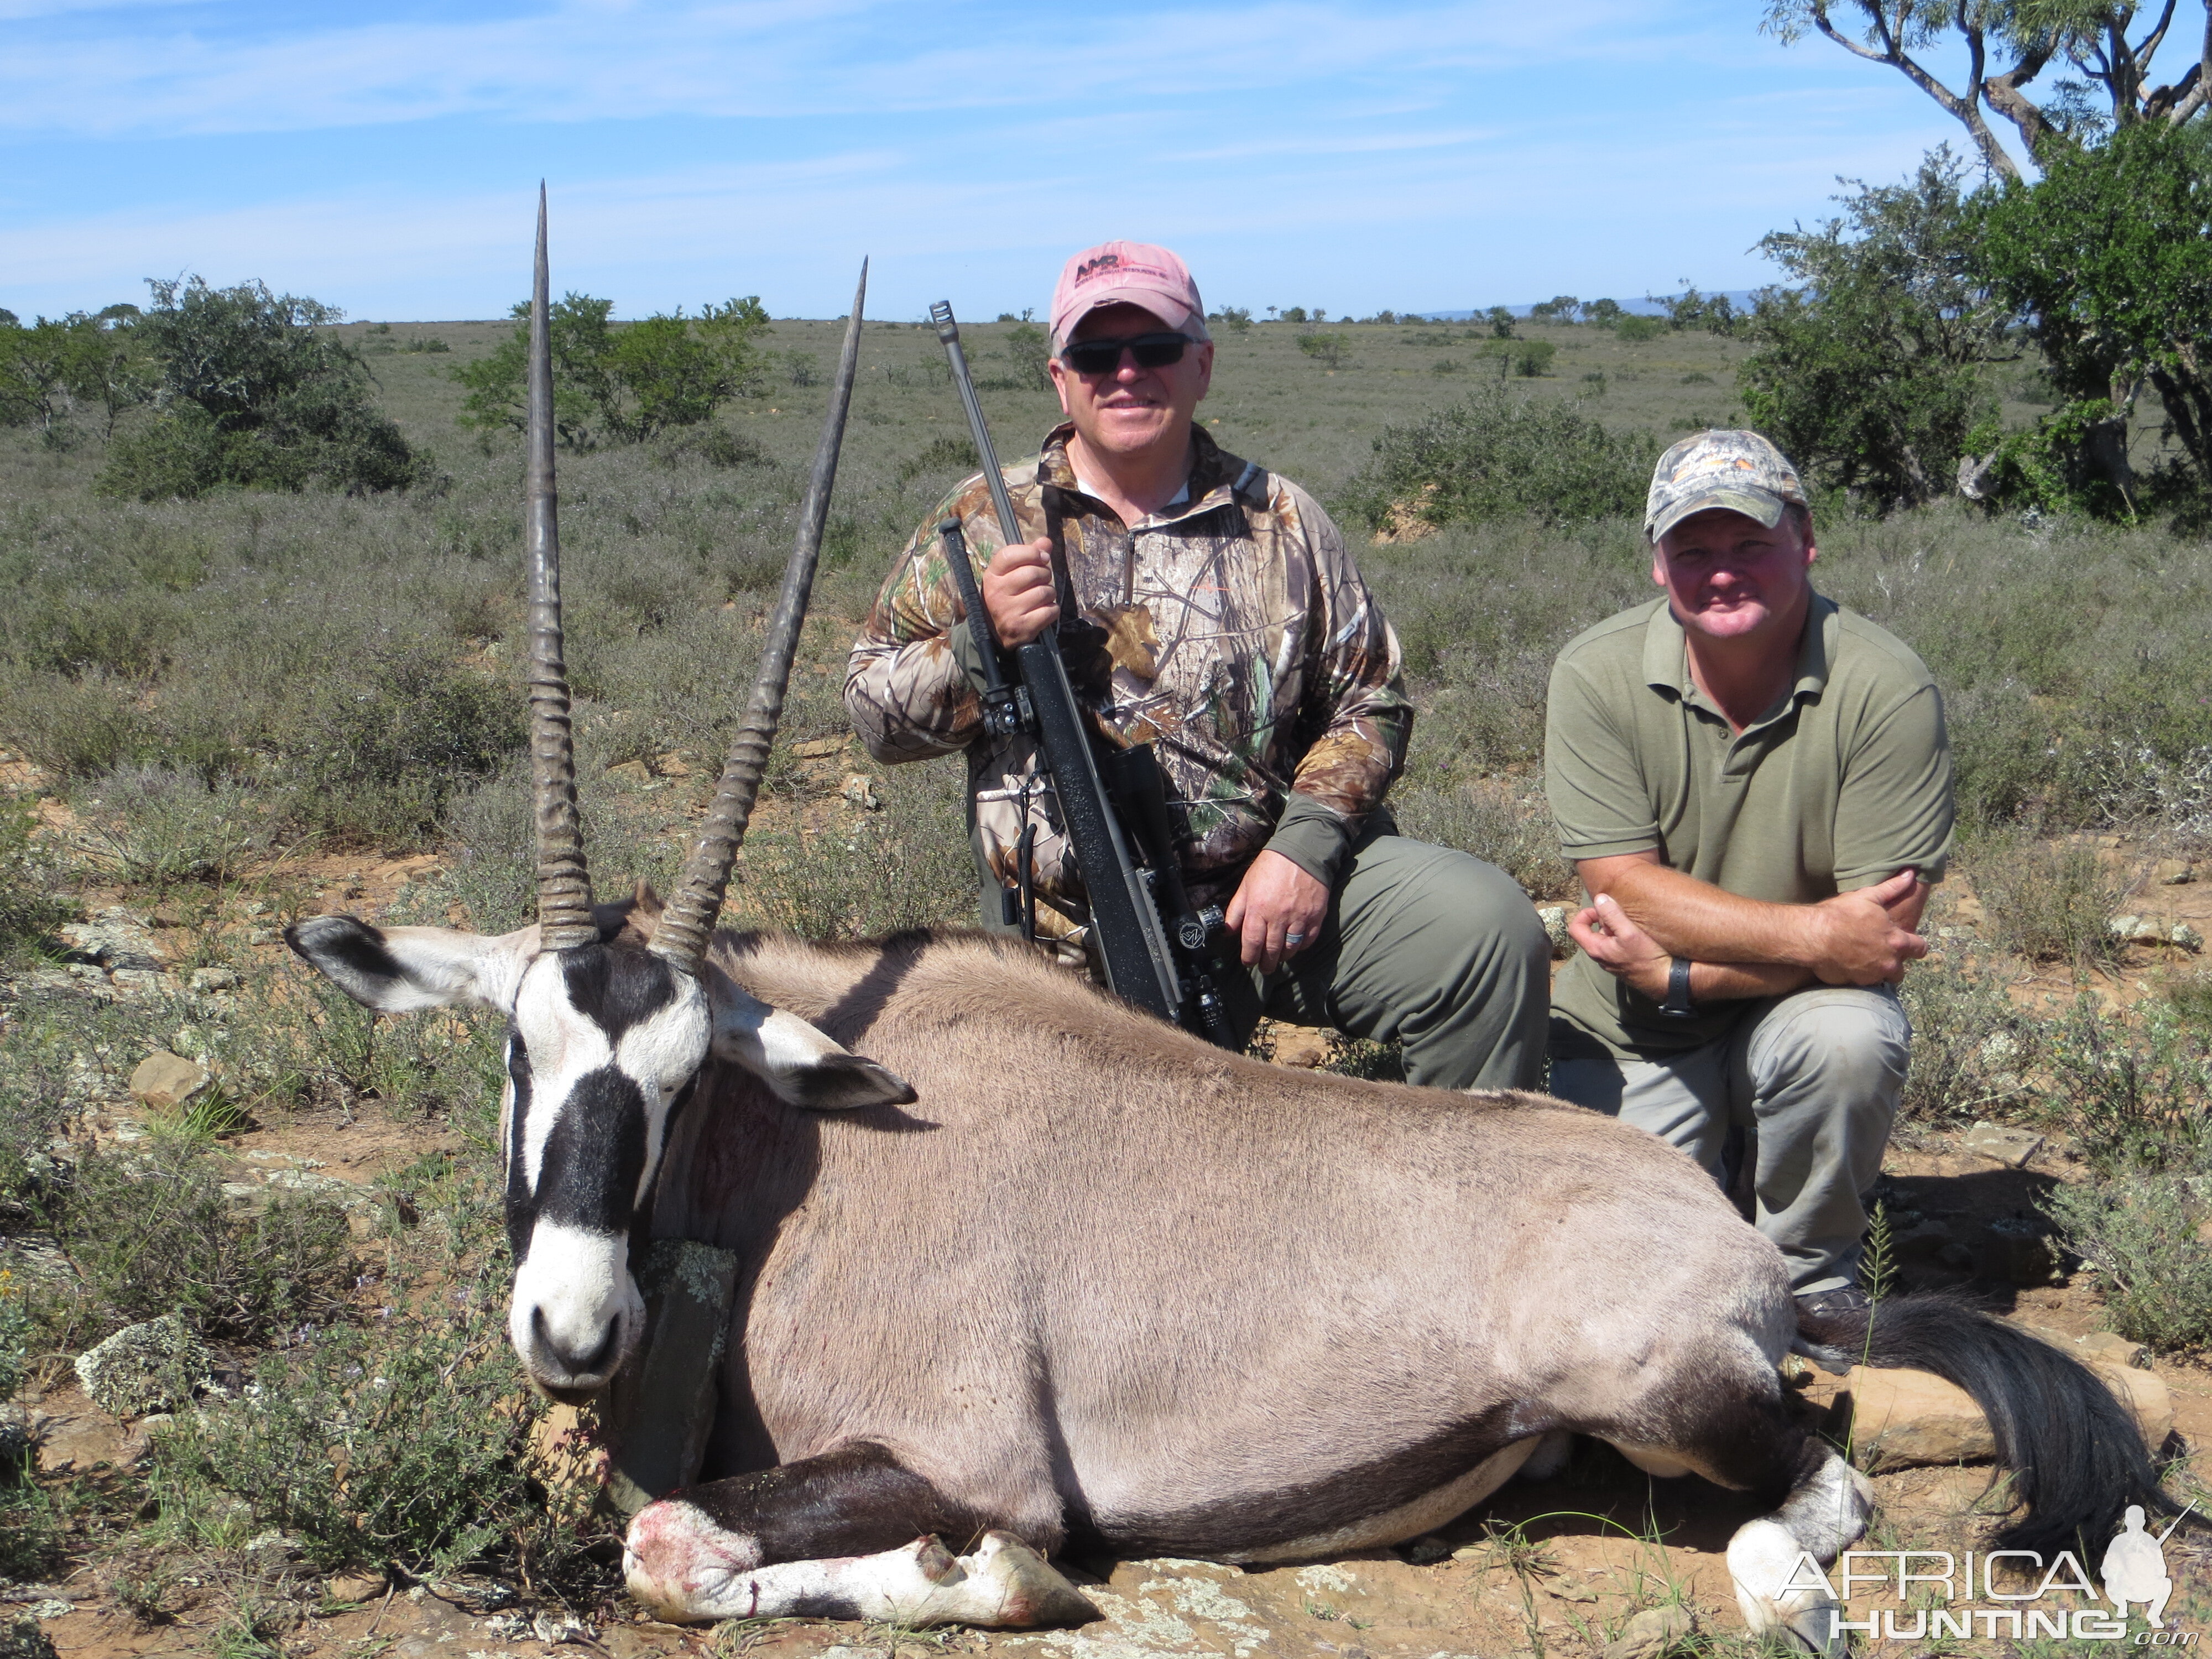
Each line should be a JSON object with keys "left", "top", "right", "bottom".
{"left": 501, "top": 942, "right": 711, "bottom": 1396}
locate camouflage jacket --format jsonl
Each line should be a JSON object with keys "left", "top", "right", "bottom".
{"left": 844, "top": 422, "right": 1412, "bottom": 936}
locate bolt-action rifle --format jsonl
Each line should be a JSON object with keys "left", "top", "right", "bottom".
{"left": 928, "top": 300, "right": 1236, "bottom": 1048}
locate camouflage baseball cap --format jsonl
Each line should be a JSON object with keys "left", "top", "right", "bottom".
{"left": 1645, "top": 429, "right": 1808, "bottom": 541}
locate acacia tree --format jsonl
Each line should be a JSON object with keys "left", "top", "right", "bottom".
{"left": 0, "top": 305, "right": 143, "bottom": 441}
{"left": 1978, "top": 119, "right": 2212, "bottom": 507}
{"left": 1739, "top": 149, "right": 2012, "bottom": 507}
{"left": 1763, "top": 0, "right": 2212, "bottom": 178}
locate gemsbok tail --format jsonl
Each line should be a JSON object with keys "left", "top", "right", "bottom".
{"left": 1794, "top": 1291, "right": 2171, "bottom": 1554}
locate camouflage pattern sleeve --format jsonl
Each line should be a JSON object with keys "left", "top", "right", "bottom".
{"left": 843, "top": 502, "right": 987, "bottom": 764}
{"left": 1283, "top": 484, "right": 1412, "bottom": 821}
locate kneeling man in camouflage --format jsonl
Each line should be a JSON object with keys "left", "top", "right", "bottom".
{"left": 1543, "top": 431, "right": 1953, "bottom": 1314}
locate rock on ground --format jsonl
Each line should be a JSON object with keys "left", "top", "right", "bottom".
{"left": 73, "top": 1313, "right": 212, "bottom": 1417}
{"left": 1961, "top": 1120, "right": 2044, "bottom": 1168}
{"left": 1601, "top": 1604, "right": 1697, "bottom": 1659}
{"left": 128, "top": 1050, "right": 211, "bottom": 1110}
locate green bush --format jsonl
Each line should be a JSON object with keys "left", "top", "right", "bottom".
{"left": 74, "top": 765, "right": 273, "bottom": 887}
{"left": 47, "top": 1146, "right": 353, "bottom": 1346}
{"left": 1509, "top": 340, "right": 1556, "bottom": 377}
{"left": 896, "top": 434, "right": 980, "bottom": 489}
{"left": 2044, "top": 1171, "right": 2212, "bottom": 1349}
{"left": 1391, "top": 778, "right": 1573, "bottom": 899}
{"left": 149, "top": 1162, "right": 601, "bottom": 1580}
{"left": 1896, "top": 946, "right": 2037, "bottom": 1120}
{"left": 1341, "top": 385, "right": 1657, "bottom": 532}
{"left": 97, "top": 279, "right": 427, "bottom": 501}
{"left": 1297, "top": 332, "right": 1353, "bottom": 369}
{"left": 455, "top": 293, "right": 770, "bottom": 448}
{"left": 0, "top": 794, "right": 70, "bottom": 961}
{"left": 1003, "top": 323, "right": 1052, "bottom": 390}
{"left": 1965, "top": 831, "right": 2125, "bottom": 965}
{"left": 0, "top": 1269, "right": 58, "bottom": 1581}
{"left": 733, "top": 760, "right": 974, "bottom": 937}
{"left": 2036, "top": 994, "right": 2212, "bottom": 1173}
{"left": 1739, "top": 150, "right": 2005, "bottom": 510}
{"left": 1614, "top": 315, "right": 1665, "bottom": 343}
{"left": 284, "top": 650, "right": 522, "bottom": 846}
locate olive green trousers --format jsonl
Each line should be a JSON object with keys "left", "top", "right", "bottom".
{"left": 1227, "top": 833, "right": 1551, "bottom": 1092}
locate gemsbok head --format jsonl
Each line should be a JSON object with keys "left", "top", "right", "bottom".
{"left": 286, "top": 194, "right": 910, "bottom": 1400}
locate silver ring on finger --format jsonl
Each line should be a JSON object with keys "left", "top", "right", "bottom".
{"left": 1285, "top": 932, "right": 1306, "bottom": 947}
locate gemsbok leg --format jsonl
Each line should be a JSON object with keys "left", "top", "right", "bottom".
{"left": 623, "top": 1442, "right": 1097, "bottom": 1627}
{"left": 1599, "top": 1365, "right": 1867, "bottom": 1656}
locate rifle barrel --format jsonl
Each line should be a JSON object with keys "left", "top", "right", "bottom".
{"left": 931, "top": 302, "right": 1026, "bottom": 548}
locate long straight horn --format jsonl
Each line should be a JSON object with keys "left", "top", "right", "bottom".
{"left": 525, "top": 184, "right": 598, "bottom": 951}
{"left": 651, "top": 257, "right": 869, "bottom": 973}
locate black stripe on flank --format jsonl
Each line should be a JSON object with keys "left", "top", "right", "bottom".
{"left": 559, "top": 945, "right": 682, "bottom": 1043}
{"left": 534, "top": 1064, "right": 650, "bottom": 1234}
{"left": 1086, "top": 1403, "right": 1527, "bottom": 1559}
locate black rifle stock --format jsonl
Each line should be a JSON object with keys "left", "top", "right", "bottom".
{"left": 930, "top": 301, "right": 1234, "bottom": 1046}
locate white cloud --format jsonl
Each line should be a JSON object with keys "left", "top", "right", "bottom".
{"left": 0, "top": 0, "right": 1971, "bottom": 319}
{"left": 2, "top": 0, "right": 1656, "bottom": 135}
{"left": 0, "top": 70, "right": 1958, "bottom": 323}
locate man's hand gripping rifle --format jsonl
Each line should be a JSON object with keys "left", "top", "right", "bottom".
{"left": 929, "top": 300, "right": 1236, "bottom": 1049}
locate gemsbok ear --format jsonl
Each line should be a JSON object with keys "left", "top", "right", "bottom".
{"left": 708, "top": 979, "right": 916, "bottom": 1111}
{"left": 285, "top": 915, "right": 534, "bottom": 1015}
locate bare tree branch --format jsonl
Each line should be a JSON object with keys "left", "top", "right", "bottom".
{"left": 1984, "top": 35, "right": 2059, "bottom": 164}
{"left": 2166, "top": 3, "right": 2212, "bottom": 119}
{"left": 1805, "top": 1, "right": 2027, "bottom": 175}
{"left": 2136, "top": 0, "right": 2180, "bottom": 66}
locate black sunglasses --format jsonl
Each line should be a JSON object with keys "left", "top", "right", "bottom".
{"left": 1059, "top": 332, "right": 1193, "bottom": 375}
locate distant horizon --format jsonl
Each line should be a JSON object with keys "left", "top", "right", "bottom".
{"left": 89, "top": 289, "right": 1765, "bottom": 330}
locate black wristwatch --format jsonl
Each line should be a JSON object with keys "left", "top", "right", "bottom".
{"left": 1659, "top": 956, "right": 1698, "bottom": 1020}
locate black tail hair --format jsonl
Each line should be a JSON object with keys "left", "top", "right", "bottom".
{"left": 1797, "top": 1291, "right": 2169, "bottom": 1554}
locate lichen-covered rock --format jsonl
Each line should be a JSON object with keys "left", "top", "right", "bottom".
{"left": 1603, "top": 1604, "right": 1697, "bottom": 1659}
{"left": 73, "top": 1314, "right": 210, "bottom": 1417}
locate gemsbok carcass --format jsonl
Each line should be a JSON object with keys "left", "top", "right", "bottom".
{"left": 288, "top": 197, "right": 2171, "bottom": 1653}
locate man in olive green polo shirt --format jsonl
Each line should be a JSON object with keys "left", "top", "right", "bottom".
{"left": 1544, "top": 430, "right": 1952, "bottom": 1314}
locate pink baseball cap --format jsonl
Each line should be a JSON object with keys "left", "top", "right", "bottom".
{"left": 1049, "top": 240, "right": 1209, "bottom": 350}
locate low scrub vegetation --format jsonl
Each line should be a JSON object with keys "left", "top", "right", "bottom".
{"left": 148, "top": 1157, "right": 599, "bottom": 1582}
{"left": 40, "top": 1145, "right": 353, "bottom": 1348}
{"left": 1340, "top": 384, "right": 1658, "bottom": 532}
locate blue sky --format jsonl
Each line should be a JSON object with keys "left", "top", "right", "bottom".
{"left": 1, "top": 0, "right": 1981, "bottom": 324}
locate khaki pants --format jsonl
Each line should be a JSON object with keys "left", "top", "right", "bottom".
{"left": 984, "top": 833, "right": 1551, "bottom": 1093}
{"left": 1227, "top": 834, "right": 1551, "bottom": 1092}
{"left": 1546, "top": 985, "right": 1910, "bottom": 1295}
